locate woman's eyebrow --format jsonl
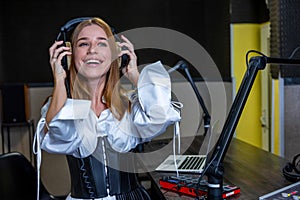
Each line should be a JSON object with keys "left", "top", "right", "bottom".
{"left": 97, "top": 37, "right": 108, "bottom": 41}
{"left": 77, "top": 37, "right": 108, "bottom": 42}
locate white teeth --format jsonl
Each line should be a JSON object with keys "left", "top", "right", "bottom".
{"left": 86, "top": 59, "right": 101, "bottom": 64}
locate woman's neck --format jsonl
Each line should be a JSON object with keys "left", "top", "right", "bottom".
{"left": 88, "top": 77, "right": 107, "bottom": 117}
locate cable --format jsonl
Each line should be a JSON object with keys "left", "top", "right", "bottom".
{"left": 79, "top": 158, "right": 95, "bottom": 199}
{"left": 245, "top": 50, "right": 267, "bottom": 70}
{"left": 78, "top": 150, "right": 95, "bottom": 199}
{"left": 289, "top": 46, "right": 300, "bottom": 59}
{"left": 196, "top": 113, "right": 205, "bottom": 135}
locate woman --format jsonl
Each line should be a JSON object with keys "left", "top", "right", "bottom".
{"left": 34, "top": 17, "right": 181, "bottom": 200}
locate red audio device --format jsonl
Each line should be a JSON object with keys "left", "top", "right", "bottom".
{"left": 159, "top": 175, "right": 240, "bottom": 199}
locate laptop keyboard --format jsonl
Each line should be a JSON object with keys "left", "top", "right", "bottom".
{"left": 178, "top": 156, "right": 206, "bottom": 170}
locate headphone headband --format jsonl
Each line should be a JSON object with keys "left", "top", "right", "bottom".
{"left": 56, "top": 17, "right": 92, "bottom": 41}
{"left": 61, "top": 17, "right": 92, "bottom": 32}
{"left": 292, "top": 153, "right": 300, "bottom": 174}
{"left": 56, "top": 17, "right": 117, "bottom": 41}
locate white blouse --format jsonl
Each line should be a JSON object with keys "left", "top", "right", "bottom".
{"left": 35, "top": 60, "right": 181, "bottom": 157}
{"left": 33, "top": 61, "right": 182, "bottom": 200}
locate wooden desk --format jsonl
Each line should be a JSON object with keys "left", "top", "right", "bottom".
{"left": 142, "top": 137, "right": 292, "bottom": 199}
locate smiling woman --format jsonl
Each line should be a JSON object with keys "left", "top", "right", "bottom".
{"left": 33, "top": 17, "right": 181, "bottom": 200}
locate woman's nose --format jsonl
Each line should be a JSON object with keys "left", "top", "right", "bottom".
{"left": 88, "top": 44, "right": 97, "bottom": 53}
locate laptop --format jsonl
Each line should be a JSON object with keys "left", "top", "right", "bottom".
{"left": 155, "top": 121, "right": 219, "bottom": 173}
{"left": 155, "top": 154, "right": 206, "bottom": 173}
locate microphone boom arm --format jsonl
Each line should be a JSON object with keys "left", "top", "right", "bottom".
{"left": 174, "top": 61, "right": 211, "bottom": 136}
{"left": 206, "top": 55, "right": 300, "bottom": 199}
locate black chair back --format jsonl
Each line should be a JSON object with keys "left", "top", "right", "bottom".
{"left": 0, "top": 152, "right": 54, "bottom": 200}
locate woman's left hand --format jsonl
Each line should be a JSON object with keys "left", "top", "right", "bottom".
{"left": 118, "top": 35, "right": 139, "bottom": 86}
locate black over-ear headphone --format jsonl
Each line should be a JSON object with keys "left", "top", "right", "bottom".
{"left": 282, "top": 153, "right": 300, "bottom": 182}
{"left": 56, "top": 17, "right": 130, "bottom": 71}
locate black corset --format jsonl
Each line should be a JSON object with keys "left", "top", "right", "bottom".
{"left": 66, "top": 137, "right": 151, "bottom": 200}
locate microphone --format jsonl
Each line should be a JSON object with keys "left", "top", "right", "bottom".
{"left": 168, "top": 60, "right": 188, "bottom": 73}
{"left": 168, "top": 59, "right": 211, "bottom": 137}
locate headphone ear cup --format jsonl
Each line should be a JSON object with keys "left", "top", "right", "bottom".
{"left": 284, "top": 162, "right": 294, "bottom": 172}
{"left": 282, "top": 161, "right": 300, "bottom": 182}
{"left": 111, "top": 29, "right": 130, "bottom": 70}
{"left": 65, "top": 42, "right": 72, "bottom": 70}
{"left": 292, "top": 153, "right": 300, "bottom": 174}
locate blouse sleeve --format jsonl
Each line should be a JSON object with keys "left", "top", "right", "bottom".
{"left": 107, "top": 61, "right": 182, "bottom": 152}
{"left": 35, "top": 98, "right": 93, "bottom": 157}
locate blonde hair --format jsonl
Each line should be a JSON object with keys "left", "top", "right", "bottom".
{"left": 68, "top": 17, "right": 129, "bottom": 120}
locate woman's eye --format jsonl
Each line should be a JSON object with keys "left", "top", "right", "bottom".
{"left": 98, "top": 42, "right": 107, "bottom": 47}
{"left": 78, "top": 43, "right": 89, "bottom": 47}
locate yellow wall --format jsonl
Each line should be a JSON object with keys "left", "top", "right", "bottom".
{"left": 232, "top": 24, "right": 263, "bottom": 148}
{"left": 273, "top": 79, "right": 281, "bottom": 155}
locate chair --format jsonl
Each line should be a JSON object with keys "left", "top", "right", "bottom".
{"left": 0, "top": 151, "right": 67, "bottom": 200}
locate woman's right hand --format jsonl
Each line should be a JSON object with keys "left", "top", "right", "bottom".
{"left": 49, "top": 41, "right": 71, "bottom": 81}
{"left": 46, "top": 41, "right": 70, "bottom": 127}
